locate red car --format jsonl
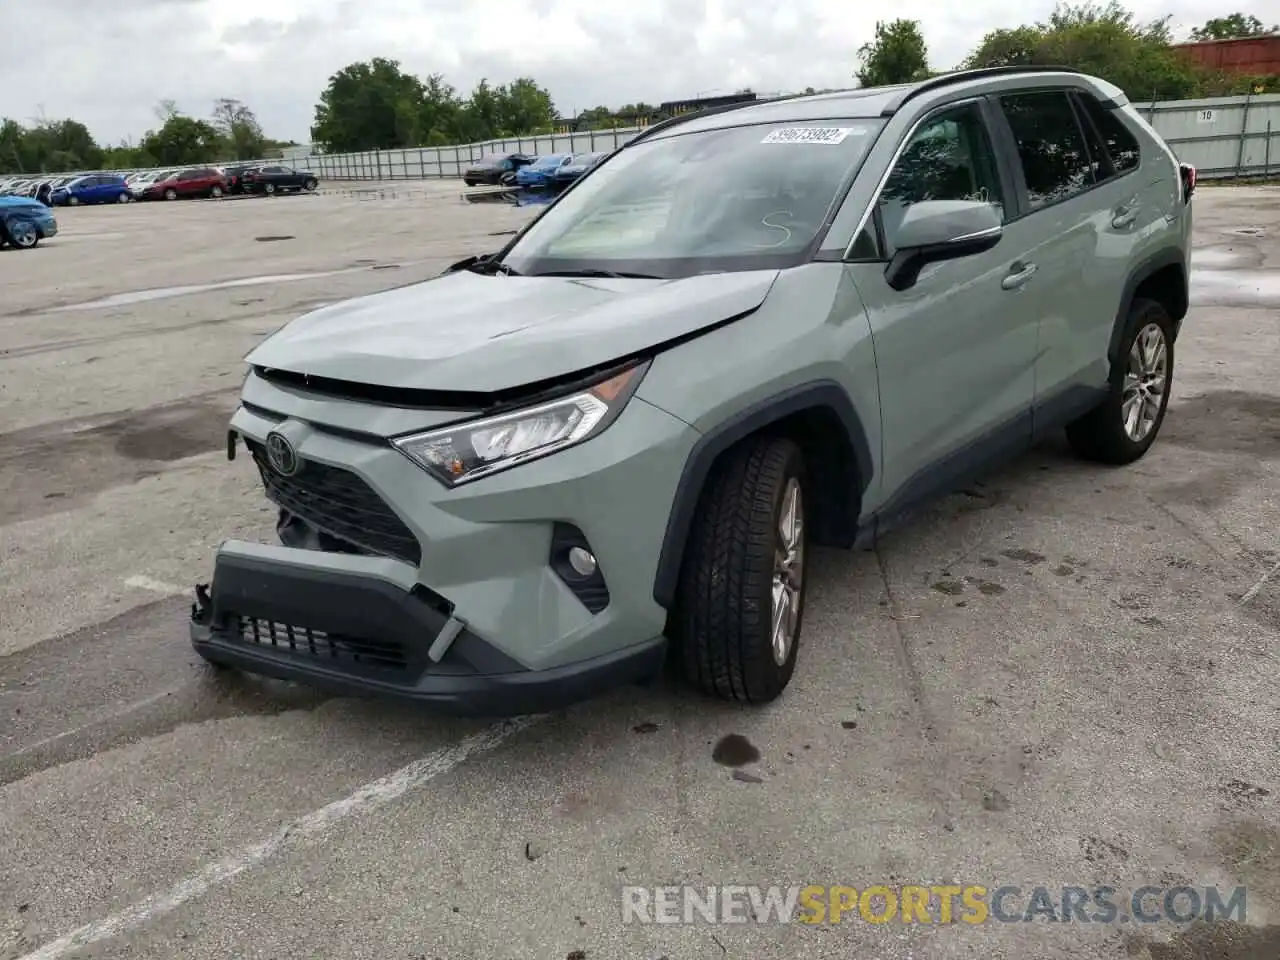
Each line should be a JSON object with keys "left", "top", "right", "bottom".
{"left": 139, "top": 167, "right": 228, "bottom": 201}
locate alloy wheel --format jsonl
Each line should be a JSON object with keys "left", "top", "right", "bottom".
{"left": 1122, "top": 322, "right": 1168, "bottom": 442}
{"left": 770, "top": 478, "right": 805, "bottom": 666}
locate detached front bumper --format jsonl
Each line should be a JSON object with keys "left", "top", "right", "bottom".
{"left": 191, "top": 540, "right": 667, "bottom": 716}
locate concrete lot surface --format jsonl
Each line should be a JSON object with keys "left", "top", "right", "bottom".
{"left": 1, "top": 185, "right": 1278, "bottom": 960}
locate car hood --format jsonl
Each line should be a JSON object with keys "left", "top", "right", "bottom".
{"left": 246, "top": 267, "right": 780, "bottom": 393}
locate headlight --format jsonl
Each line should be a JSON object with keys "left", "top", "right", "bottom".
{"left": 392, "top": 361, "right": 649, "bottom": 487}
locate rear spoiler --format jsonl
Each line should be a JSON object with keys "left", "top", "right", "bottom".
{"left": 1178, "top": 162, "right": 1196, "bottom": 204}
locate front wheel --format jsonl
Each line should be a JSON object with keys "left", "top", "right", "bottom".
{"left": 67, "top": 196, "right": 80, "bottom": 206}
{"left": 672, "top": 435, "right": 808, "bottom": 704}
{"left": 164, "top": 188, "right": 178, "bottom": 201}
{"left": 264, "top": 183, "right": 276, "bottom": 195}
{"left": 303, "top": 179, "right": 317, "bottom": 191}
{"left": 1066, "top": 298, "right": 1175, "bottom": 464}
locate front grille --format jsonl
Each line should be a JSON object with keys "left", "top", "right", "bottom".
{"left": 236, "top": 616, "right": 409, "bottom": 671}
{"left": 245, "top": 439, "right": 422, "bottom": 566}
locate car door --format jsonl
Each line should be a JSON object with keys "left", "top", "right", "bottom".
{"left": 843, "top": 98, "right": 1040, "bottom": 520}
{"left": 987, "top": 89, "right": 1112, "bottom": 434}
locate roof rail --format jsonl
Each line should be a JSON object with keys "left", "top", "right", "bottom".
{"left": 879, "top": 65, "right": 1090, "bottom": 115}
{"left": 624, "top": 94, "right": 794, "bottom": 146}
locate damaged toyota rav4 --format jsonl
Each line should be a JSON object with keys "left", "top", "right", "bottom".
{"left": 193, "top": 67, "right": 1195, "bottom": 715}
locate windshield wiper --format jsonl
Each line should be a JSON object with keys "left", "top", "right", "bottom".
{"left": 531, "top": 268, "right": 661, "bottom": 280}
{"left": 455, "top": 254, "right": 521, "bottom": 276}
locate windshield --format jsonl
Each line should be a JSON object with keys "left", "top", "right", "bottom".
{"left": 532, "top": 155, "right": 566, "bottom": 170}
{"left": 500, "top": 119, "right": 884, "bottom": 279}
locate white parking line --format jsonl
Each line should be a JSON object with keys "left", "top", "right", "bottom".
{"left": 122, "top": 575, "right": 187, "bottom": 597}
{"left": 15, "top": 716, "right": 542, "bottom": 960}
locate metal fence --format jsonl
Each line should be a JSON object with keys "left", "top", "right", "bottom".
{"left": 1131, "top": 93, "right": 1280, "bottom": 180}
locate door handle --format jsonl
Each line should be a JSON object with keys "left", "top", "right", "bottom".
{"left": 1001, "top": 262, "right": 1037, "bottom": 290}
{"left": 1112, "top": 198, "right": 1140, "bottom": 229}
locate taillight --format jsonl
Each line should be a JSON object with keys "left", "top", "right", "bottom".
{"left": 1179, "top": 163, "right": 1196, "bottom": 203}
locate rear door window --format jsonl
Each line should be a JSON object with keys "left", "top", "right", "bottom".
{"left": 997, "top": 92, "right": 1095, "bottom": 211}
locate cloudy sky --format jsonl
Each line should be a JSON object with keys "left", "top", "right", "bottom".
{"left": 0, "top": 0, "right": 1260, "bottom": 146}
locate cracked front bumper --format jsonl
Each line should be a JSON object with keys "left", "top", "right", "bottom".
{"left": 190, "top": 540, "right": 667, "bottom": 716}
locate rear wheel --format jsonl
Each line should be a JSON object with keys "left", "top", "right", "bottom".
{"left": 117, "top": 191, "right": 129, "bottom": 203}
{"left": 1066, "top": 298, "right": 1174, "bottom": 464}
{"left": 210, "top": 185, "right": 223, "bottom": 199}
{"left": 672, "top": 435, "right": 808, "bottom": 704}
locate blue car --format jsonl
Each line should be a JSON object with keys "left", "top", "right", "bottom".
{"left": 515, "top": 154, "right": 570, "bottom": 187}
{"left": 51, "top": 173, "right": 133, "bottom": 206}
{"left": 0, "top": 195, "right": 58, "bottom": 250}
{"left": 553, "top": 151, "right": 610, "bottom": 186}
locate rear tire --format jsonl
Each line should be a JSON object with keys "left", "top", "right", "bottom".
{"left": 210, "top": 185, "right": 223, "bottom": 199}
{"left": 672, "top": 435, "right": 808, "bottom": 704}
{"left": 1066, "top": 298, "right": 1174, "bottom": 465}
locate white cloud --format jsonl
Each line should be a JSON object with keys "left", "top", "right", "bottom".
{"left": 0, "top": 0, "right": 1259, "bottom": 145}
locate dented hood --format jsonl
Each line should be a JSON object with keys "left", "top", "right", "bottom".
{"left": 245, "top": 268, "right": 779, "bottom": 392}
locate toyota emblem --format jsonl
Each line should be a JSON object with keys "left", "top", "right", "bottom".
{"left": 264, "top": 431, "right": 299, "bottom": 476}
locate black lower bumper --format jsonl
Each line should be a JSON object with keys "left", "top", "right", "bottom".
{"left": 190, "top": 548, "right": 666, "bottom": 717}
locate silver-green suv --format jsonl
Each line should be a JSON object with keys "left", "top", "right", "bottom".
{"left": 192, "top": 67, "right": 1196, "bottom": 715}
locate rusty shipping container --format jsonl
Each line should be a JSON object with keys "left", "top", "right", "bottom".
{"left": 1172, "top": 35, "right": 1280, "bottom": 76}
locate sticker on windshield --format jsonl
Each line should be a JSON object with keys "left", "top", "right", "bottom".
{"left": 761, "top": 127, "right": 862, "bottom": 145}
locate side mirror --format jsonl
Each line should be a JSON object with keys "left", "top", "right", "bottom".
{"left": 884, "top": 200, "right": 1003, "bottom": 292}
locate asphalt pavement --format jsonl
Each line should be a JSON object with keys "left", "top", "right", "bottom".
{"left": 1, "top": 183, "right": 1278, "bottom": 960}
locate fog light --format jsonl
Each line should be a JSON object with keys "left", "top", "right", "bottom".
{"left": 567, "top": 546, "right": 597, "bottom": 578}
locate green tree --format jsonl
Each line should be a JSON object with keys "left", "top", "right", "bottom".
{"left": 311, "top": 58, "right": 428, "bottom": 152}
{"left": 497, "top": 78, "right": 556, "bottom": 135}
{"left": 139, "top": 113, "right": 222, "bottom": 166}
{"left": 1190, "top": 13, "right": 1277, "bottom": 41}
{"left": 211, "top": 98, "right": 266, "bottom": 160}
{"left": 964, "top": 2, "right": 1204, "bottom": 100}
{"left": 856, "top": 19, "right": 930, "bottom": 87}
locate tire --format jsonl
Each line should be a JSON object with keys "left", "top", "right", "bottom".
{"left": 672, "top": 435, "right": 809, "bottom": 704}
{"left": 303, "top": 179, "right": 317, "bottom": 191}
{"left": 4, "top": 220, "right": 40, "bottom": 249}
{"left": 499, "top": 171, "right": 516, "bottom": 185}
{"left": 164, "top": 188, "right": 178, "bottom": 201}
{"left": 1066, "top": 298, "right": 1174, "bottom": 465}
{"left": 67, "top": 195, "right": 80, "bottom": 206}
{"left": 264, "top": 183, "right": 276, "bottom": 195}
{"left": 464, "top": 179, "right": 477, "bottom": 187}
{"left": 210, "top": 185, "right": 223, "bottom": 199}
{"left": 117, "top": 192, "right": 129, "bottom": 203}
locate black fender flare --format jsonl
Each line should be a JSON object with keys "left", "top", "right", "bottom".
{"left": 1108, "top": 247, "right": 1186, "bottom": 365}
{"left": 652, "top": 380, "right": 874, "bottom": 610}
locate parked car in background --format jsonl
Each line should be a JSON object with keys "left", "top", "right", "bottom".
{"left": 515, "top": 154, "right": 570, "bottom": 187}
{"left": 240, "top": 165, "right": 319, "bottom": 195}
{"left": 462, "top": 153, "right": 534, "bottom": 187}
{"left": 1, "top": 178, "right": 35, "bottom": 197}
{"left": 127, "top": 169, "right": 177, "bottom": 195}
{"left": 219, "top": 164, "right": 259, "bottom": 194}
{"left": 0, "top": 195, "right": 57, "bottom": 249}
{"left": 138, "top": 167, "right": 227, "bottom": 201}
{"left": 553, "top": 151, "right": 610, "bottom": 186}
{"left": 51, "top": 173, "right": 133, "bottom": 206}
